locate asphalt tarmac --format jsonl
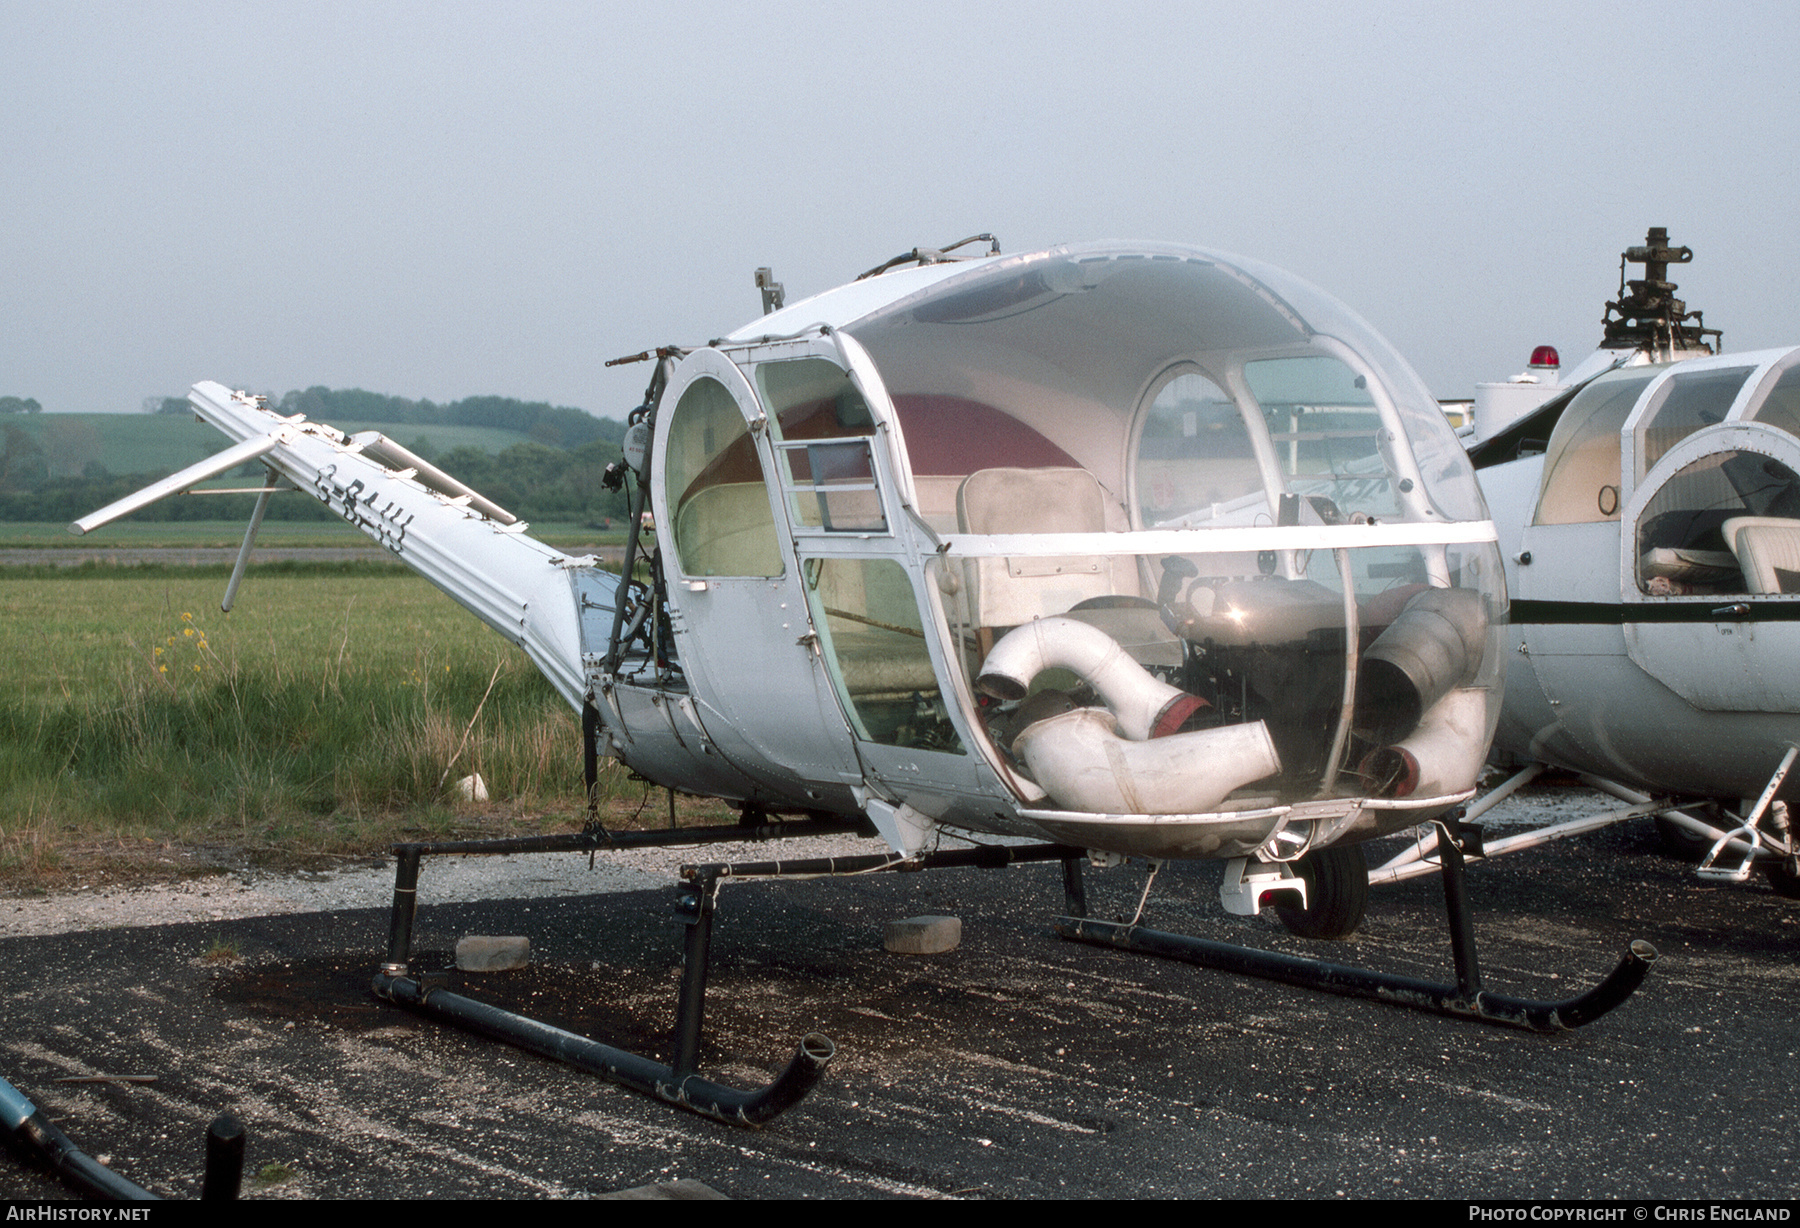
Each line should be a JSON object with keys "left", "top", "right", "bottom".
{"left": 2, "top": 816, "right": 1796, "bottom": 1200}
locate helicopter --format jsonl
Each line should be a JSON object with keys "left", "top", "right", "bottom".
{"left": 74, "top": 237, "right": 1656, "bottom": 1123}
{"left": 1373, "top": 229, "right": 1800, "bottom": 898}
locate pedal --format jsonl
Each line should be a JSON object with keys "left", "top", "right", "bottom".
{"left": 1219, "top": 857, "right": 1306, "bottom": 917}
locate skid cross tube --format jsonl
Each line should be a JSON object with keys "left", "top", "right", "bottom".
{"left": 373, "top": 829, "right": 1088, "bottom": 1125}
{"left": 370, "top": 970, "right": 835, "bottom": 1126}
{"left": 663, "top": 842, "right": 1089, "bottom": 1079}
{"left": 1055, "top": 818, "right": 1657, "bottom": 1033}
{"left": 374, "top": 818, "right": 864, "bottom": 1126}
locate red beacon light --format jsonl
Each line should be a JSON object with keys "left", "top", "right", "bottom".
{"left": 1528, "top": 345, "right": 1560, "bottom": 369}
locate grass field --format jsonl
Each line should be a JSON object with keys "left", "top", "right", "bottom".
{"left": 0, "top": 562, "right": 652, "bottom": 886}
{"left": 0, "top": 520, "right": 627, "bottom": 552}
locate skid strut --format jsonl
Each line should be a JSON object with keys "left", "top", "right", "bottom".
{"left": 1056, "top": 815, "right": 1657, "bottom": 1033}
{"left": 373, "top": 821, "right": 1087, "bottom": 1125}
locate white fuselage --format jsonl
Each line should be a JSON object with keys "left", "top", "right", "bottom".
{"left": 1479, "top": 346, "right": 1800, "bottom": 802}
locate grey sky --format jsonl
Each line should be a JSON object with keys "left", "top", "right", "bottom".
{"left": 4, "top": 0, "right": 1796, "bottom": 421}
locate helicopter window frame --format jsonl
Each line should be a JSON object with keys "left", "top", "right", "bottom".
{"left": 1533, "top": 365, "right": 1666, "bottom": 527}
{"left": 1738, "top": 351, "right": 1800, "bottom": 439}
{"left": 660, "top": 365, "right": 786, "bottom": 580}
{"left": 1230, "top": 335, "right": 1443, "bottom": 526}
{"left": 801, "top": 555, "right": 968, "bottom": 754}
{"left": 1126, "top": 361, "right": 1276, "bottom": 532}
{"left": 752, "top": 354, "right": 893, "bottom": 536}
{"left": 1627, "top": 363, "right": 1758, "bottom": 487}
{"left": 1621, "top": 421, "right": 1800, "bottom": 602}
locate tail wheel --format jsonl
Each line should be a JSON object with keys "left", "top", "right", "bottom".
{"left": 1273, "top": 843, "right": 1370, "bottom": 940}
{"left": 1764, "top": 860, "right": 1800, "bottom": 900}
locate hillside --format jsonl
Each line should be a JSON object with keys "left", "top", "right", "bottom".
{"left": 3, "top": 414, "right": 542, "bottom": 480}
{"left": 0, "top": 388, "right": 631, "bottom": 525}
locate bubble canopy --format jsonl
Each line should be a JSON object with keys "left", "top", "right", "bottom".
{"left": 837, "top": 242, "right": 1486, "bottom": 529}
{"left": 696, "top": 241, "right": 1504, "bottom": 831}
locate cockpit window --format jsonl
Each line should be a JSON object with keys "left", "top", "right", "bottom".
{"left": 755, "top": 358, "right": 875, "bottom": 440}
{"left": 847, "top": 251, "right": 1481, "bottom": 535}
{"left": 1636, "top": 450, "right": 1800, "bottom": 595}
{"left": 1747, "top": 362, "right": 1800, "bottom": 439}
{"left": 1534, "top": 366, "right": 1663, "bottom": 525}
{"left": 1637, "top": 367, "right": 1754, "bottom": 478}
{"left": 756, "top": 358, "right": 888, "bottom": 534}
{"left": 1244, "top": 355, "right": 1393, "bottom": 519}
{"left": 1133, "top": 368, "right": 1261, "bottom": 527}
{"left": 664, "top": 376, "right": 783, "bottom": 577}
{"left": 829, "top": 244, "right": 1503, "bottom": 809}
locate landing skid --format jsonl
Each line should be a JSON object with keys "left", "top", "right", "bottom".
{"left": 372, "top": 820, "right": 1087, "bottom": 1126}
{"left": 1371, "top": 756, "right": 1800, "bottom": 897}
{"left": 372, "top": 817, "right": 867, "bottom": 1126}
{"left": 1058, "top": 814, "right": 1657, "bottom": 1033}
{"left": 374, "top": 811, "right": 1655, "bottom": 1128}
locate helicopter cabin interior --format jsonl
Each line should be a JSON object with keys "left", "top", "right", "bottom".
{"left": 653, "top": 248, "right": 1504, "bottom": 812}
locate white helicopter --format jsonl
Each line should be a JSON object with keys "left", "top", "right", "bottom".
{"left": 1374, "top": 229, "right": 1800, "bottom": 898}
{"left": 75, "top": 237, "right": 1655, "bottom": 1123}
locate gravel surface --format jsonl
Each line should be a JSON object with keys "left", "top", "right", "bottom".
{"left": 2, "top": 783, "right": 1794, "bottom": 1201}
{"left": 0, "top": 787, "right": 1622, "bottom": 940}
{"left": 0, "top": 833, "right": 888, "bottom": 938}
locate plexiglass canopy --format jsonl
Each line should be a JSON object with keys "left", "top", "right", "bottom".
{"left": 795, "top": 242, "right": 1508, "bottom": 817}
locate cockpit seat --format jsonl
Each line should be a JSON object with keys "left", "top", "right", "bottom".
{"left": 956, "top": 467, "right": 1121, "bottom": 628}
{"left": 675, "top": 481, "right": 781, "bottom": 577}
{"left": 1722, "top": 516, "right": 1800, "bottom": 594}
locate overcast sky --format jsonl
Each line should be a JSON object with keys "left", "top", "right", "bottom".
{"left": 4, "top": 0, "right": 1796, "bottom": 420}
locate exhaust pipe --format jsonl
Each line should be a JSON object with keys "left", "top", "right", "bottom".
{"left": 1361, "top": 688, "right": 1490, "bottom": 798}
{"left": 978, "top": 617, "right": 1205, "bottom": 740}
{"left": 1013, "top": 708, "right": 1281, "bottom": 814}
{"left": 1356, "top": 587, "right": 1488, "bottom": 743}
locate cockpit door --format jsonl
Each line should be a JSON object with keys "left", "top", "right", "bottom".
{"left": 737, "top": 335, "right": 994, "bottom": 819}
{"left": 1621, "top": 421, "right": 1800, "bottom": 712}
{"left": 650, "top": 348, "right": 866, "bottom": 808}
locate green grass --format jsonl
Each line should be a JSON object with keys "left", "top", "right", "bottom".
{"left": 0, "top": 567, "right": 636, "bottom": 883}
{"left": 2, "top": 520, "right": 373, "bottom": 548}
{"left": 0, "top": 520, "right": 626, "bottom": 552}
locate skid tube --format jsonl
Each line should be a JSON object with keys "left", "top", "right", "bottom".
{"left": 2, "top": 1075, "right": 246, "bottom": 1200}
{"left": 371, "top": 816, "right": 866, "bottom": 1126}
{"left": 371, "top": 818, "right": 1088, "bottom": 1125}
{"left": 1055, "top": 814, "right": 1658, "bottom": 1033}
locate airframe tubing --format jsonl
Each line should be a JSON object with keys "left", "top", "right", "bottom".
{"left": 1, "top": 1075, "right": 161, "bottom": 1200}
{"left": 373, "top": 817, "right": 866, "bottom": 1126}
{"left": 369, "top": 972, "right": 835, "bottom": 1126}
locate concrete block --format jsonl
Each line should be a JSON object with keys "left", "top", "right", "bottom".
{"left": 456, "top": 935, "right": 530, "bottom": 972}
{"left": 883, "top": 915, "right": 961, "bottom": 954}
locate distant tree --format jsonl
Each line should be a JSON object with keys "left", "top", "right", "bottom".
{"left": 41, "top": 418, "right": 103, "bottom": 477}
{"left": 0, "top": 422, "right": 46, "bottom": 490}
{"left": 151, "top": 396, "right": 189, "bottom": 415}
{"left": 0, "top": 396, "right": 42, "bottom": 414}
{"left": 263, "top": 385, "right": 623, "bottom": 449}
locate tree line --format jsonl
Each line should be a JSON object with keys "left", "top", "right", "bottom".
{"left": 2, "top": 387, "right": 633, "bottom": 525}
{"left": 152, "top": 385, "right": 618, "bottom": 451}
